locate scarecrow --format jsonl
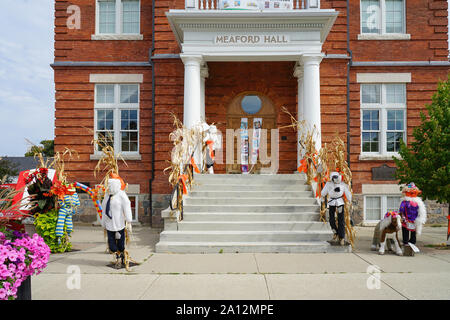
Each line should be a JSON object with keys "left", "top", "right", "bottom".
{"left": 101, "top": 176, "right": 133, "bottom": 269}
{"left": 54, "top": 183, "right": 80, "bottom": 242}
{"left": 399, "top": 182, "right": 427, "bottom": 256}
{"left": 371, "top": 211, "right": 403, "bottom": 255}
{"left": 202, "top": 123, "right": 221, "bottom": 174}
{"left": 321, "top": 171, "right": 352, "bottom": 246}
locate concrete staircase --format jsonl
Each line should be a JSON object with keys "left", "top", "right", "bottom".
{"left": 156, "top": 174, "right": 351, "bottom": 253}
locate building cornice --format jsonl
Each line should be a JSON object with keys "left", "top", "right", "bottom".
{"left": 50, "top": 61, "right": 151, "bottom": 68}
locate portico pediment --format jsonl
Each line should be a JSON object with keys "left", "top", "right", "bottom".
{"left": 166, "top": 10, "right": 339, "bottom": 61}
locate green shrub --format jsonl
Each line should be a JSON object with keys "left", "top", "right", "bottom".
{"left": 34, "top": 209, "right": 72, "bottom": 253}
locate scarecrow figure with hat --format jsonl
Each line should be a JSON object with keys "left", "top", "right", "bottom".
{"left": 399, "top": 182, "right": 427, "bottom": 255}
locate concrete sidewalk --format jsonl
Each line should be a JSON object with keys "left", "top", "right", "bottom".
{"left": 31, "top": 224, "right": 450, "bottom": 300}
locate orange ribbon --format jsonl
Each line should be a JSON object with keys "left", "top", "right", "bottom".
{"left": 190, "top": 156, "right": 201, "bottom": 174}
{"left": 178, "top": 174, "right": 188, "bottom": 195}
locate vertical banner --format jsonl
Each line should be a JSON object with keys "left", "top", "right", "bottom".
{"left": 251, "top": 118, "right": 262, "bottom": 166}
{"left": 240, "top": 118, "right": 249, "bottom": 173}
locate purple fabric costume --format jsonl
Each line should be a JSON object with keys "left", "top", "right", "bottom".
{"left": 399, "top": 200, "right": 419, "bottom": 231}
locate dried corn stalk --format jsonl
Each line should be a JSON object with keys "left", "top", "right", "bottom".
{"left": 52, "top": 148, "right": 80, "bottom": 184}
{"left": 281, "top": 108, "right": 356, "bottom": 248}
{"left": 92, "top": 131, "right": 127, "bottom": 189}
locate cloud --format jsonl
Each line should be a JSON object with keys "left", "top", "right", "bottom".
{"left": 0, "top": 0, "right": 54, "bottom": 156}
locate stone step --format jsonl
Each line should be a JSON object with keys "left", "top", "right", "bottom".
{"left": 193, "top": 183, "right": 310, "bottom": 191}
{"left": 155, "top": 241, "right": 352, "bottom": 253}
{"left": 182, "top": 212, "right": 321, "bottom": 222}
{"left": 159, "top": 230, "right": 332, "bottom": 242}
{"left": 178, "top": 221, "right": 330, "bottom": 231}
{"left": 184, "top": 197, "right": 317, "bottom": 205}
{"left": 193, "top": 174, "right": 306, "bottom": 181}
{"left": 183, "top": 204, "right": 320, "bottom": 213}
{"left": 189, "top": 191, "right": 313, "bottom": 198}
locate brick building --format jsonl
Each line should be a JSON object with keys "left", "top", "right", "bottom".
{"left": 53, "top": 0, "right": 449, "bottom": 227}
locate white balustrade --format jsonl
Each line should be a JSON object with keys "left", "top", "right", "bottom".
{"left": 186, "top": 0, "right": 319, "bottom": 10}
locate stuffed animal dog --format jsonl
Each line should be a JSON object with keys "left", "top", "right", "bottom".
{"left": 371, "top": 211, "right": 403, "bottom": 255}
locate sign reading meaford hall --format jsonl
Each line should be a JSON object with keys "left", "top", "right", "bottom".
{"left": 214, "top": 34, "right": 290, "bottom": 45}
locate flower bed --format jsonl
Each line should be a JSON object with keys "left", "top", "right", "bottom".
{"left": 0, "top": 228, "right": 50, "bottom": 300}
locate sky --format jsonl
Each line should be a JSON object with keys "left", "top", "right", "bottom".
{"left": 0, "top": 0, "right": 54, "bottom": 156}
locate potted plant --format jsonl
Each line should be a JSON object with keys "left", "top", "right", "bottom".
{"left": 0, "top": 227, "right": 50, "bottom": 300}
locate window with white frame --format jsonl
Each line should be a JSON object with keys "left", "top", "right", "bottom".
{"left": 94, "top": 84, "right": 139, "bottom": 154}
{"left": 128, "top": 195, "right": 139, "bottom": 222}
{"left": 361, "top": 83, "right": 406, "bottom": 155}
{"left": 365, "top": 195, "right": 401, "bottom": 221}
{"left": 360, "top": 0, "right": 405, "bottom": 35}
{"left": 97, "top": 0, "right": 140, "bottom": 35}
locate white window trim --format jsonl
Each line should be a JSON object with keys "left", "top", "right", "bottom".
{"left": 91, "top": 83, "right": 141, "bottom": 160}
{"left": 93, "top": 0, "right": 143, "bottom": 40}
{"left": 363, "top": 194, "right": 402, "bottom": 225}
{"left": 360, "top": 83, "right": 407, "bottom": 159}
{"left": 359, "top": 0, "right": 410, "bottom": 40}
{"left": 128, "top": 194, "right": 139, "bottom": 222}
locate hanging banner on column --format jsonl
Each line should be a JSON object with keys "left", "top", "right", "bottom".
{"left": 251, "top": 118, "right": 262, "bottom": 166}
{"left": 240, "top": 118, "right": 249, "bottom": 174}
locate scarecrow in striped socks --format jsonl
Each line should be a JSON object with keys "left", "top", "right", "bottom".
{"left": 55, "top": 183, "right": 80, "bottom": 243}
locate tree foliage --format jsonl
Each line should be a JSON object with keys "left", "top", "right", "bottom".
{"left": 0, "top": 157, "right": 18, "bottom": 183}
{"left": 25, "top": 140, "right": 54, "bottom": 157}
{"left": 394, "top": 76, "right": 450, "bottom": 204}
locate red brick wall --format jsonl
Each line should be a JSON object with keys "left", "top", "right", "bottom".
{"left": 55, "top": 0, "right": 153, "bottom": 61}
{"left": 349, "top": 0, "right": 448, "bottom": 61}
{"left": 54, "top": 67, "right": 153, "bottom": 192}
{"left": 349, "top": 67, "right": 449, "bottom": 194}
{"left": 53, "top": 0, "right": 449, "bottom": 199}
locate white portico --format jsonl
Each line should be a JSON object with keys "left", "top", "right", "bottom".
{"left": 166, "top": 4, "right": 338, "bottom": 164}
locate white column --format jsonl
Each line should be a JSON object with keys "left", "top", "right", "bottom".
{"left": 200, "top": 64, "right": 208, "bottom": 122}
{"left": 293, "top": 64, "right": 304, "bottom": 167}
{"left": 181, "top": 54, "right": 203, "bottom": 129}
{"left": 301, "top": 54, "right": 323, "bottom": 151}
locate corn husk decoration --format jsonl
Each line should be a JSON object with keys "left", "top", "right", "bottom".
{"left": 281, "top": 108, "right": 356, "bottom": 248}
{"left": 164, "top": 113, "right": 208, "bottom": 219}
{"left": 91, "top": 132, "right": 127, "bottom": 191}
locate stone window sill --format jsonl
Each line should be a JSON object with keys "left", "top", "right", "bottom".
{"left": 90, "top": 153, "right": 142, "bottom": 161}
{"left": 357, "top": 33, "right": 411, "bottom": 41}
{"left": 359, "top": 154, "right": 402, "bottom": 161}
{"left": 91, "top": 34, "right": 144, "bottom": 41}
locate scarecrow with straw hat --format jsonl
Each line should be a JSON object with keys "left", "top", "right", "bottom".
{"left": 399, "top": 182, "right": 427, "bottom": 256}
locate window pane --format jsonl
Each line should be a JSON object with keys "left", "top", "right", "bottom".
{"left": 120, "top": 109, "right": 139, "bottom": 152}
{"left": 96, "top": 131, "right": 114, "bottom": 151}
{"left": 387, "top": 196, "right": 401, "bottom": 212}
{"left": 120, "top": 85, "right": 139, "bottom": 103}
{"left": 96, "top": 84, "right": 115, "bottom": 104}
{"left": 386, "top": 84, "right": 405, "bottom": 104}
{"left": 386, "top": 132, "right": 404, "bottom": 152}
{"left": 385, "top": 0, "right": 404, "bottom": 33}
{"left": 122, "top": 0, "right": 140, "bottom": 34}
{"left": 361, "top": 0, "right": 380, "bottom": 34}
{"left": 99, "top": 0, "right": 116, "bottom": 34}
{"left": 366, "top": 196, "right": 381, "bottom": 220}
{"left": 361, "top": 84, "right": 381, "bottom": 103}
{"left": 362, "top": 110, "right": 379, "bottom": 131}
{"left": 362, "top": 132, "right": 379, "bottom": 152}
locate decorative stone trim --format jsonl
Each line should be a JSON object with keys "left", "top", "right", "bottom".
{"left": 179, "top": 23, "right": 324, "bottom": 29}
{"left": 358, "top": 154, "right": 402, "bottom": 161}
{"left": 89, "top": 154, "right": 142, "bottom": 161}
{"left": 89, "top": 74, "right": 144, "bottom": 83}
{"left": 356, "top": 73, "right": 411, "bottom": 83}
{"left": 91, "top": 34, "right": 144, "bottom": 41}
{"left": 357, "top": 33, "right": 411, "bottom": 40}
{"left": 362, "top": 184, "right": 402, "bottom": 195}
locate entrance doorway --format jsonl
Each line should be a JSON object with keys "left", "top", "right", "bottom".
{"left": 226, "top": 92, "right": 276, "bottom": 174}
